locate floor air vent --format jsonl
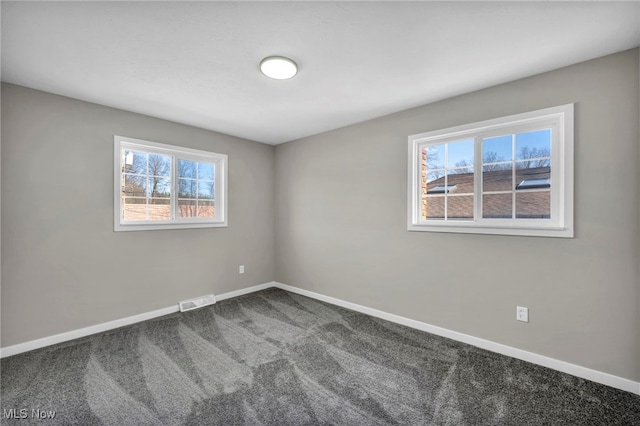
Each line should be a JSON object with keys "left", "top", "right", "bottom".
{"left": 179, "top": 294, "right": 216, "bottom": 312}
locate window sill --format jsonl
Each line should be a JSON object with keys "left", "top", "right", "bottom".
{"left": 115, "top": 221, "right": 228, "bottom": 232}
{"left": 407, "top": 223, "right": 573, "bottom": 238}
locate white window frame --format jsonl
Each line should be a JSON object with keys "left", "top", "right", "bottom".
{"left": 114, "top": 135, "right": 228, "bottom": 231}
{"left": 407, "top": 104, "right": 573, "bottom": 238}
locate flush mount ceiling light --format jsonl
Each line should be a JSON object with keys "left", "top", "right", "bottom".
{"left": 259, "top": 56, "right": 298, "bottom": 80}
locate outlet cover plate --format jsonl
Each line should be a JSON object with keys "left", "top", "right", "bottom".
{"left": 516, "top": 306, "right": 529, "bottom": 322}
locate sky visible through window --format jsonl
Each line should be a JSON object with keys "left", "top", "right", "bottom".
{"left": 426, "top": 129, "right": 550, "bottom": 183}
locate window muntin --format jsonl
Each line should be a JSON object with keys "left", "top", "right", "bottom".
{"left": 408, "top": 104, "right": 573, "bottom": 237}
{"left": 115, "top": 136, "right": 227, "bottom": 231}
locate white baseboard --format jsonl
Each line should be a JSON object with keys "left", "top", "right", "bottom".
{"left": 216, "top": 282, "right": 274, "bottom": 302}
{"left": 271, "top": 282, "right": 640, "bottom": 395}
{"left": 2, "top": 280, "right": 638, "bottom": 395}
{"left": 0, "top": 282, "right": 276, "bottom": 359}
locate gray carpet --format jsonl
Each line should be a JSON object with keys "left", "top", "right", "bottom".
{"left": 1, "top": 288, "right": 639, "bottom": 425}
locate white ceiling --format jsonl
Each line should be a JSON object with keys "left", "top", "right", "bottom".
{"left": 2, "top": 1, "right": 639, "bottom": 145}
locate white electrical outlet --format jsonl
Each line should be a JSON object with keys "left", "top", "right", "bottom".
{"left": 516, "top": 306, "right": 529, "bottom": 322}
{"left": 239, "top": 265, "right": 245, "bottom": 274}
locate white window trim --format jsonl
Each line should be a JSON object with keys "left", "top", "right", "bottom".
{"left": 114, "top": 135, "right": 228, "bottom": 231}
{"left": 407, "top": 104, "right": 574, "bottom": 238}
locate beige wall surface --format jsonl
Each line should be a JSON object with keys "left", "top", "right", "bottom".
{"left": 275, "top": 49, "right": 640, "bottom": 381}
{"left": 1, "top": 83, "right": 275, "bottom": 347}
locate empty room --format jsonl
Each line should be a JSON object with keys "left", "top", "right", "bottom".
{"left": 1, "top": 1, "right": 640, "bottom": 424}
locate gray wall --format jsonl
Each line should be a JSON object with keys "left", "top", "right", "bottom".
{"left": 1, "top": 84, "right": 275, "bottom": 347}
{"left": 275, "top": 49, "right": 640, "bottom": 381}
{"left": 2, "top": 49, "right": 639, "bottom": 382}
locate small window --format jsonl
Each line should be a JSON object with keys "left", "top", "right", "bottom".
{"left": 408, "top": 104, "right": 573, "bottom": 237}
{"left": 114, "top": 136, "right": 227, "bottom": 231}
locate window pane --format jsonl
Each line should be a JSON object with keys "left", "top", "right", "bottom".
{"left": 122, "top": 150, "right": 147, "bottom": 175}
{"left": 123, "top": 197, "right": 172, "bottom": 222}
{"left": 122, "top": 197, "right": 147, "bottom": 221}
{"left": 426, "top": 144, "right": 445, "bottom": 169}
{"left": 447, "top": 195, "right": 474, "bottom": 220}
{"left": 516, "top": 191, "right": 550, "bottom": 219}
{"left": 198, "top": 162, "right": 215, "bottom": 181}
{"left": 427, "top": 171, "right": 445, "bottom": 184}
{"left": 516, "top": 163, "right": 551, "bottom": 188}
{"left": 148, "top": 177, "right": 171, "bottom": 198}
{"left": 123, "top": 174, "right": 147, "bottom": 197}
{"left": 482, "top": 165, "right": 512, "bottom": 192}
{"left": 483, "top": 193, "right": 512, "bottom": 219}
{"left": 178, "top": 178, "right": 197, "bottom": 198}
{"left": 148, "top": 154, "right": 171, "bottom": 177}
{"left": 178, "top": 159, "right": 196, "bottom": 178}
{"left": 445, "top": 170, "right": 473, "bottom": 194}
{"left": 198, "top": 181, "right": 214, "bottom": 200}
{"left": 197, "top": 200, "right": 215, "bottom": 218}
{"left": 447, "top": 139, "right": 474, "bottom": 169}
{"left": 147, "top": 198, "right": 171, "bottom": 220}
{"left": 516, "top": 129, "right": 551, "bottom": 161}
{"left": 178, "top": 199, "right": 197, "bottom": 218}
{"left": 483, "top": 135, "right": 512, "bottom": 163}
{"left": 425, "top": 196, "right": 445, "bottom": 219}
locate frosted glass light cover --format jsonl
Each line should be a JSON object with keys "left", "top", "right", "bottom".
{"left": 260, "top": 56, "right": 298, "bottom": 79}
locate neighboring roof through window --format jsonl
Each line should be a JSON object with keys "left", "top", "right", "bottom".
{"left": 427, "top": 184, "right": 457, "bottom": 194}
{"left": 516, "top": 178, "right": 550, "bottom": 190}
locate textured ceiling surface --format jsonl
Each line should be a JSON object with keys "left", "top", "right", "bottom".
{"left": 2, "top": 1, "right": 639, "bottom": 144}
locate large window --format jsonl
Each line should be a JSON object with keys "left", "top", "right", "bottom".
{"left": 114, "top": 136, "right": 227, "bottom": 231}
{"left": 408, "top": 104, "right": 573, "bottom": 237}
